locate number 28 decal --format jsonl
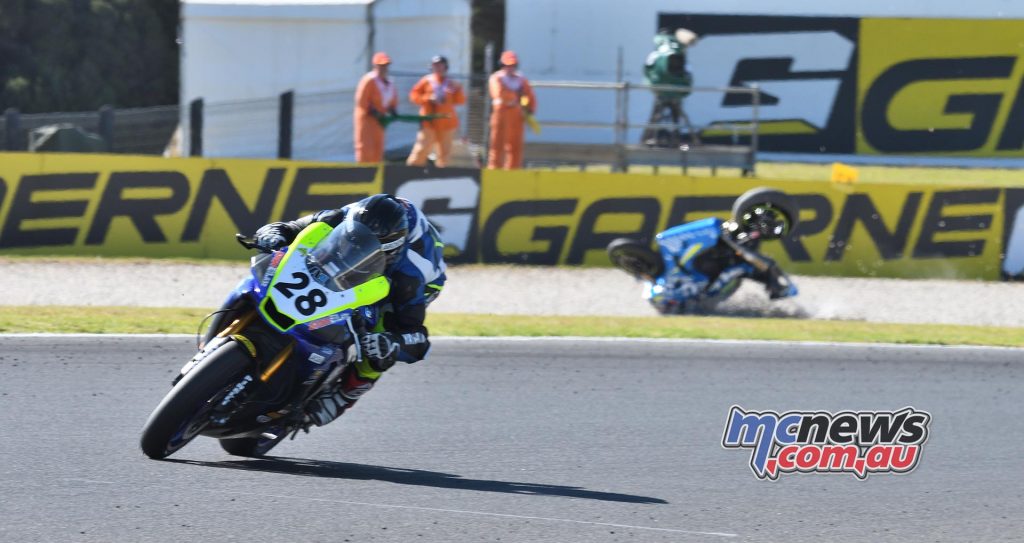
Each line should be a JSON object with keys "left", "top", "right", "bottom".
{"left": 273, "top": 271, "right": 328, "bottom": 316}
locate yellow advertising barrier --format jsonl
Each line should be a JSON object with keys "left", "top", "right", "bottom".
{"left": 0, "top": 153, "right": 381, "bottom": 258}
{"left": 0, "top": 153, "right": 1016, "bottom": 280}
{"left": 479, "top": 170, "right": 1008, "bottom": 280}
{"left": 857, "top": 18, "right": 1024, "bottom": 156}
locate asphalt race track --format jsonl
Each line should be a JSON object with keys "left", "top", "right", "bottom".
{"left": 1, "top": 336, "right": 1022, "bottom": 542}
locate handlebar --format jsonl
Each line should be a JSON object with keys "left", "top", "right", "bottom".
{"left": 720, "top": 227, "right": 773, "bottom": 273}
{"left": 235, "top": 233, "right": 273, "bottom": 253}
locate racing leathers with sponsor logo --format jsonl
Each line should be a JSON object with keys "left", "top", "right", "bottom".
{"left": 253, "top": 194, "right": 446, "bottom": 426}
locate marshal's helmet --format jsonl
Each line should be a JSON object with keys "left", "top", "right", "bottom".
{"left": 347, "top": 194, "right": 409, "bottom": 265}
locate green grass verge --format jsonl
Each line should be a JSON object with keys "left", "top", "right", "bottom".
{"left": 0, "top": 306, "right": 1019, "bottom": 348}
{"left": 0, "top": 307, "right": 215, "bottom": 335}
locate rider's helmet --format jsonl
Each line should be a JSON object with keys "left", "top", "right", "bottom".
{"left": 347, "top": 194, "right": 409, "bottom": 265}
{"left": 307, "top": 221, "right": 387, "bottom": 291}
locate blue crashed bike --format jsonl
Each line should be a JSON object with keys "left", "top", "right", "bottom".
{"left": 607, "top": 187, "right": 800, "bottom": 315}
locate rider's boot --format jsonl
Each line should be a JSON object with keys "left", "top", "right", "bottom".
{"left": 758, "top": 264, "right": 792, "bottom": 299}
{"left": 305, "top": 361, "right": 379, "bottom": 427}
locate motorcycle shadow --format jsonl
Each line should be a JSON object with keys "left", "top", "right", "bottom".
{"left": 165, "top": 456, "right": 667, "bottom": 504}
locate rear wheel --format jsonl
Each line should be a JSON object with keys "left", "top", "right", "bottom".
{"left": 140, "top": 342, "right": 252, "bottom": 459}
{"left": 607, "top": 238, "right": 664, "bottom": 280}
{"left": 731, "top": 187, "right": 800, "bottom": 240}
{"left": 219, "top": 430, "right": 289, "bottom": 458}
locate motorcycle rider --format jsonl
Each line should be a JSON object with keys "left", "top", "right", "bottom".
{"left": 251, "top": 194, "right": 446, "bottom": 426}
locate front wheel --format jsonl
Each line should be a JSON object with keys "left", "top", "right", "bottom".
{"left": 140, "top": 342, "right": 252, "bottom": 459}
{"left": 219, "top": 429, "right": 289, "bottom": 458}
{"left": 607, "top": 238, "right": 664, "bottom": 280}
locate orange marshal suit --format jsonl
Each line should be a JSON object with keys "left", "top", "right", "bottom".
{"left": 406, "top": 74, "right": 466, "bottom": 167}
{"left": 353, "top": 72, "right": 398, "bottom": 163}
{"left": 487, "top": 70, "right": 536, "bottom": 170}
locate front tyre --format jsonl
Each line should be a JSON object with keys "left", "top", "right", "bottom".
{"left": 219, "top": 430, "right": 289, "bottom": 458}
{"left": 140, "top": 342, "right": 252, "bottom": 459}
{"left": 607, "top": 238, "right": 665, "bottom": 280}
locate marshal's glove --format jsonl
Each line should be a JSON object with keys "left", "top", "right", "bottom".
{"left": 360, "top": 332, "right": 400, "bottom": 371}
{"left": 253, "top": 224, "right": 289, "bottom": 251}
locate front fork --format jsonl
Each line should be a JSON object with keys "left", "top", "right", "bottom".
{"left": 185, "top": 298, "right": 366, "bottom": 434}
{"left": 199, "top": 295, "right": 253, "bottom": 350}
{"left": 177, "top": 310, "right": 306, "bottom": 435}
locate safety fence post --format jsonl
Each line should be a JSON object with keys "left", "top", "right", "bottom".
{"left": 749, "top": 84, "right": 760, "bottom": 176}
{"left": 189, "top": 98, "right": 203, "bottom": 157}
{"left": 98, "top": 105, "right": 115, "bottom": 152}
{"left": 613, "top": 46, "right": 626, "bottom": 172}
{"left": 279, "top": 90, "right": 294, "bottom": 159}
{"left": 4, "top": 108, "right": 20, "bottom": 150}
{"left": 482, "top": 41, "right": 494, "bottom": 167}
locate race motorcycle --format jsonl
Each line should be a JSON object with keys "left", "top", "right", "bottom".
{"left": 607, "top": 187, "right": 800, "bottom": 314}
{"left": 140, "top": 221, "right": 391, "bottom": 459}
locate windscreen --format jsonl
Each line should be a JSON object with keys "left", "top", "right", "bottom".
{"left": 306, "top": 222, "right": 386, "bottom": 291}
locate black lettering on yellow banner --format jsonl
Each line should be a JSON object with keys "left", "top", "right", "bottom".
{"left": 913, "top": 189, "right": 998, "bottom": 258}
{"left": 857, "top": 18, "right": 1024, "bottom": 156}
{"left": 861, "top": 57, "right": 1014, "bottom": 152}
{"left": 825, "top": 193, "right": 922, "bottom": 261}
{"left": 481, "top": 199, "right": 576, "bottom": 265}
{"left": 0, "top": 156, "right": 385, "bottom": 258}
{"left": 181, "top": 168, "right": 286, "bottom": 241}
{"left": 1002, "top": 188, "right": 1024, "bottom": 279}
{"left": 664, "top": 196, "right": 733, "bottom": 228}
{"left": 566, "top": 198, "right": 660, "bottom": 265}
{"left": 281, "top": 167, "right": 377, "bottom": 219}
{"left": 0, "top": 173, "right": 97, "bottom": 248}
{"left": 85, "top": 172, "right": 189, "bottom": 245}
{"left": 996, "top": 79, "right": 1024, "bottom": 151}
{"left": 780, "top": 194, "right": 833, "bottom": 262}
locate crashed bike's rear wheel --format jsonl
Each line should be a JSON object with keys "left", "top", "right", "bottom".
{"left": 607, "top": 238, "right": 664, "bottom": 280}
{"left": 140, "top": 341, "right": 252, "bottom": 459}
{"left": 731, "top": 187, "right": 800, "bottom": 240}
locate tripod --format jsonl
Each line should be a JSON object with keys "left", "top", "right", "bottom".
{"left": 642, "top": 97, "right": 701, "bottom": 147}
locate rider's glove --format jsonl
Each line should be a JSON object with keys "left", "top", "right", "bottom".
{"left": 254, "top": 225, "right": 288, "bottom": 251}
{"left": 360, "top": 332, "right": 400, "bottom": 369}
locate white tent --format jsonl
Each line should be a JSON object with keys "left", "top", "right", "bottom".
{"left": 181, "top": 0, "right": 471, "bottom": 160}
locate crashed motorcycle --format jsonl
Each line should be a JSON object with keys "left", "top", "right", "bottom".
{"left": 607, "top": 187, "right": 800, "bottom": 314}
{"left": 140, "top": 221, "right": 391, "bottom": 459}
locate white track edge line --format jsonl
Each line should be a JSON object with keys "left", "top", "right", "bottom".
{"left": 59, "top": 477, "right": 737, "bottom": 538}
{"left": 1, "top": 332, "right": 1021, "bottom": 351}
{"left": 195, "top": 488, "right": 739, "bottom": 538}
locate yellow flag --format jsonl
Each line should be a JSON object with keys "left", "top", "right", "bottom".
{"left": 524, "top": 113, "right": 541, "bottom": 134}
{"left": 521, "top": 96, "right": 541, "bottom": 134}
